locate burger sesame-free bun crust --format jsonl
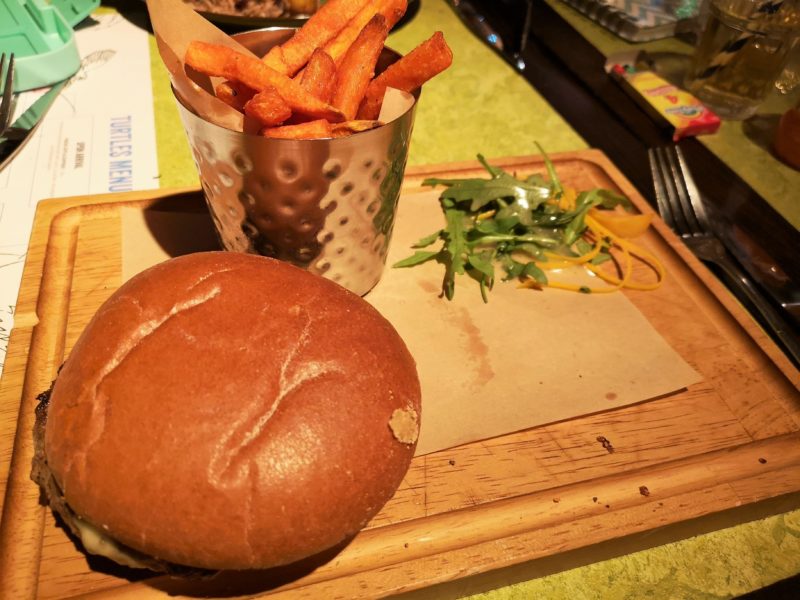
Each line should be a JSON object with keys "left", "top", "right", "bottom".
{"left": 44, "top": 252, "right": 421, "bottom": 570}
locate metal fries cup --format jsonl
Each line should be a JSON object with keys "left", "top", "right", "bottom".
{"left": 174, "top": 29, "right": 417, "bottom": 296}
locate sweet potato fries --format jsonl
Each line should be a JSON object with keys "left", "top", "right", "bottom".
{"left": 184, "top": 0, "right": 452, "bottom": 139}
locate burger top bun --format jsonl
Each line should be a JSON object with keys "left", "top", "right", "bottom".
{"left": 44, "top": 252, "right": 421, "bottom": 570}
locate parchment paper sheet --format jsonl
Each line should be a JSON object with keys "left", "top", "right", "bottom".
{"left": 146, "top": 0, "right": 254, "bottom": 131}
{"left": 121, "top": 190, "right": 700, "bottom": 456}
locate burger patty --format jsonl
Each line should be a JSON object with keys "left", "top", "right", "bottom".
{"left": 31, "top": 388, "right": 211, "bottom": 576}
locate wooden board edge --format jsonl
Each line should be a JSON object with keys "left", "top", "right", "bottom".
{"left": 0, "top": 193, "right": 159, "bottom": 596}
{"left": 12, "top": 188, "right": 200, "bottom": 323}
{"left": 0, "top": 206, "right": 84, "bottom": 598}
{"left": 60, "top": 432, "right": 800, "bottom": 599}
{"left": 334, "top": 491, "right": 800, "bottom": 600}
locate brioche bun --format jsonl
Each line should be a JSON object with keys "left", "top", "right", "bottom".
{"left": 41, "top": 252, "right": 420, "bottom": 570}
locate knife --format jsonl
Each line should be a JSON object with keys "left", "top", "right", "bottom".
{"left": 450, "top": 0, "right": 506, "bottom": 52}
{"left": 0, "top": 79, "right": 68, "bottom": 170}
{"left": 449, "top": 1, "right": 529, "bottom": 70}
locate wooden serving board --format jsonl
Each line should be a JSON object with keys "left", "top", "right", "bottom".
{"left": 1, "top": 151, "right": 798, "bottom": 599}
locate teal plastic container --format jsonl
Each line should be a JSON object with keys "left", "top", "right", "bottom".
{"left": 0, "top": 0, "right": 100, "bottom": 91}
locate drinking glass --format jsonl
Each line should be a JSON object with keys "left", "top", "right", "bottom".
{"left": 775, "top": 37, "right": 800, "bottom": 93}
{"left": 685, "top": 0, "right": 800, "bottom": 120}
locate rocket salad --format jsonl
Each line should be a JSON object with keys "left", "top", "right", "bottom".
{"left": 393, "top": 148, "right": 664, "bottom": 301}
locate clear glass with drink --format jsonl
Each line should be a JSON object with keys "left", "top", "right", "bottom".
{"left": 775, "top": 37, "right": 800, "bottom": 93}
{"left": 685, "top": 0, "right": 800, "bottom": 120}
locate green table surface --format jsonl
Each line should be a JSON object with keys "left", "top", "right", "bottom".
{"left": 143, "top": 1, "right": 800, "bottom": 598}
{"left": 544, "top": 0, "right": 800, "bottom": 231}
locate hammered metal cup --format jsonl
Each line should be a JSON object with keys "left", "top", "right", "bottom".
{"left": 175, "top": 29, "right": 417, "bottom": 296}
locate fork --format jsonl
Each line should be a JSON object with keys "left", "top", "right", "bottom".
{"left": 0, "top": 53, "right": 14, "bottom": 137}
{"left": 649, "top": 145, "right": 800, "bottom": 367}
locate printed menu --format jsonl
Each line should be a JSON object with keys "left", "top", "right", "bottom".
{"left": 0, "top": 10, "right": 159, "bottom": 377}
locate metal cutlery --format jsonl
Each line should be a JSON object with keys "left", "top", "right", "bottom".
{"left": 449, "top": 0, "right": 530, "bottom": 70}
{"left": 451, "top": 0, "right": 505, "bottom": 51}
{"left": 0, "top": 78, "right": 67, "bottom": 172}
{"left": 0, "top": 53, "right": 15, "bottom": 137}
{"left": 649, "top": 145, "right": 800, "bottom": 367}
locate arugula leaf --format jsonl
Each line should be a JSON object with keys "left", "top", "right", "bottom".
{"left": 468, "top": 251, "right": 495, "bottom": 303}
{"left": 536, "top": 142, "right": 563, "bottom": 197}
{"left": 499, "top": 254, "right": 526, "bottom": 280}
{"left": 443, "top": 205, "right": 468, "bottom": 272}
{"left": 467, "top": 251, "right": 495, "bottom": 281}
{"left": 597, "top": 188, "right": 632, "bottom": 210}
{"left": 477, "top": 154, "right": 505, "bottom": 178}
{"left": 398, "top": 150, "right": 634, "bottom": 301}
{"left": 412, "top": 230, "right": 443, "bottom": 248}
{"left": 500, "top": 255, "right": 547, "bottom": 284}
{"left": 423, "top": 176, "right": 490, "bottom": 188}
{"left": 434, "top": 175, "right": 550, "bottom": 213}
{"left": 520, "top": 261, "right": 547, "bottom": 284}
{"left": 575, "top": 238, "right": 612, "bottom": 266}
{"left": 525, "top": 172, "right": 549, "bottom": 187}
{"left": 591, "top": 252, "right": 612, "bottom": 265}
{"left": 474, "top": 218, "right": 504, "bottom": 234}
{"left": 516, "top": 243, "right": 546, "bottom": 259}
{"left": 424, "top": 155, "right": 550, "bottom": 214}
{"left": 441, "top": 204, "right": 469, "bottom": 299}
{"left": 394, "top": 251, "right": 440, "bottom": 268}
{"left": 562, "top": 189, "right": 599, "bottom": 245}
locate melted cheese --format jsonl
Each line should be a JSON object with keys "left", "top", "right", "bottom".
{"left": 72, "top": 517, "right": 151, "bottom": 570}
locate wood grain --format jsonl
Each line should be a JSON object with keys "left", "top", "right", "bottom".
{"left": 0, "top": 152, "right": 797, "bottom": 599}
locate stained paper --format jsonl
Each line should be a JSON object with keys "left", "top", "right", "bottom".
{"left": 120, "top": 189, "right": 701, "bottom": 456}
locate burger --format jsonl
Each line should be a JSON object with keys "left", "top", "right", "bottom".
{"left": 31, "top": 252, "right": 421, "bottom": 573}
